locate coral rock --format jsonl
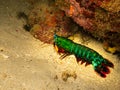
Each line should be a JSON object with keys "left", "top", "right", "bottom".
{"left": 55, "top": 0, "right": 120, "bottom": 53}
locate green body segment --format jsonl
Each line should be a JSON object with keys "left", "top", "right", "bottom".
{"left": 54, "top": 34, "right": 106, "bottom": 69}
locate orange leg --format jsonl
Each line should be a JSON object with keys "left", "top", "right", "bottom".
{"left": 54, "top": 44, "right": 70, "bottom": 59}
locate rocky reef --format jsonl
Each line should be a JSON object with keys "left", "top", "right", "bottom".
{"left": 25, "top": 0, "right": 120, "bottom": 53}
{"left": 55, "top": 0, "right": 120, "bottom": 53}
{"left": 26, "top": 0, "right": 79, "bottom": 44}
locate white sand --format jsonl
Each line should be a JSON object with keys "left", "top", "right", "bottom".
{"left": 0, "top": 0, "right": 120, "bottom": 90}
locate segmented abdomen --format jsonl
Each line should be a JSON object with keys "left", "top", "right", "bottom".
{"left": 71, "top": 42, "right": 104, "bottom": 63}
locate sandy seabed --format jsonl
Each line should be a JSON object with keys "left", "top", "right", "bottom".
{"left": 0, "top": 0, "right": 120, "bottom": 90}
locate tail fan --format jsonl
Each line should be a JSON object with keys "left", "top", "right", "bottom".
{"left": 104, "top": 59, "right": 114, "bottom": 68}
{"left": 95, "top": 59, "right": 114, "bottom": 78}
